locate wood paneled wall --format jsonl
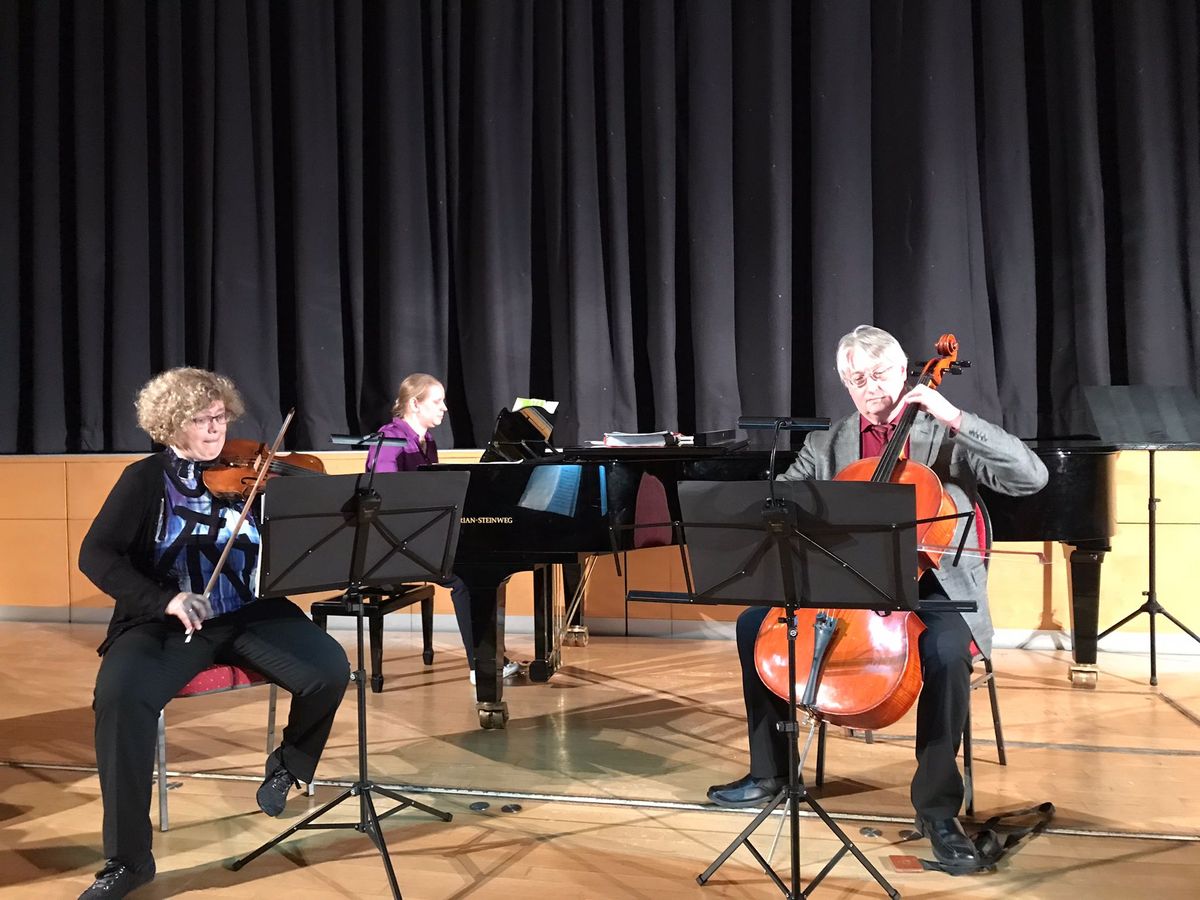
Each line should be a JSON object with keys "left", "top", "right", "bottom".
{"left": 2, "top": 451, "right": 1198, "bottom": 648}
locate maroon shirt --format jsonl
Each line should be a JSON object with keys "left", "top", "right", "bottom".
{"left": 858, "top": 415, "right": 907, "bottom": 459}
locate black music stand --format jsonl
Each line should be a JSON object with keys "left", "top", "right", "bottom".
{"left": 230, "top": 468, "right": 470, "bottom": 899}
{"left": 1084, "top": 386, "right": 1200, "bottom": 685}
{"left": 479, "top": 406, "right": 558, "bottom": 461}
{"left": 631, "top": 479, "right": 922, "bottom": 900}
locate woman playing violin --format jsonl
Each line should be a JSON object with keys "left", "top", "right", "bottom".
{"left": 77, "top": 368, "right": 349, "bottom": 900}
{"left": 706, "top": 326, "right": 1048, "bottom": 874}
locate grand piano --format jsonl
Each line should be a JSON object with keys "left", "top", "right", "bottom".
{"left": 440, "top": 430, "right": 1117, "bottom": 727}
{"left": 979, "top": 439, "right": 1118, "bottom": 687}
{"left": 436, "top": 444, "right": 793, "bottom": 727}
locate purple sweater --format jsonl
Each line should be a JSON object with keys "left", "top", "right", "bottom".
{"left": 365, "top": 418, "right": 438, "bottom": 472}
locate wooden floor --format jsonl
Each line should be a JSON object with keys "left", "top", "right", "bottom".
{"left": 2, "top": 622, "right": 1199, "bottom": 899}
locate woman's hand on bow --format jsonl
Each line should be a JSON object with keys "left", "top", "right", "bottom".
{"left": 167, "top": 591, "right": 212, "bottom": 633}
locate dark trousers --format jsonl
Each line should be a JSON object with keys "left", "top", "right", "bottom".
{"left": 735, "top": 577, "right": 972, "bottom": 820}
{"left": 92, "top": 597, "right": 349, "bottom": 864}
{"left": 441, "top": 574, "right": 475, "bottom": 668}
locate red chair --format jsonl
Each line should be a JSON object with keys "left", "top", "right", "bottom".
{"left": 155, "top": 663, "right": 311, "bottom": 831}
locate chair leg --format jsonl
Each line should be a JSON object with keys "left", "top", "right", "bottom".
{"left": 265, "top": 684, "right": 277, "bottom": 754}
{"left": 157, "top": 710, "right": 169, "bottom": 832}
{"left": 420, "top": 596, "right": 434, "bottom": 665}
{"left": 984, "top": 657, "right": 1007, "bottom": 766}
{"left": 963, "top": 704, "right": 974, "bottom": 817}
{"left": 369, "top": 610, "right": 384, "bottom": 693}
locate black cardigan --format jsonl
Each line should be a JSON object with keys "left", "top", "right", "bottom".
{"left": 79, "top": 453, "right": 188, "bottom": 655}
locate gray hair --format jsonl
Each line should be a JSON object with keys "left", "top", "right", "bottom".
{"left": 835, "top": 325, "right": 907, "bottom": 377}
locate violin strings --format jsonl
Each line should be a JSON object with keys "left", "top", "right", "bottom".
{"left": 267, "top": 458, "right": 320, "bottom": 476}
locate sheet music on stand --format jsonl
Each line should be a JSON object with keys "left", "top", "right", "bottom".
{"left": 479, "top": 405, "right": 559, "bottom": 461}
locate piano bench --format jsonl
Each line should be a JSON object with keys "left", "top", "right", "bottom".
{"left": 310, "top": 584, "right": 435, "bottom": 693}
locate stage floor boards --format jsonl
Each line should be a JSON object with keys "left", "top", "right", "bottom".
{"left": 2, "top": 622, "right": 1198, "bottom": 898}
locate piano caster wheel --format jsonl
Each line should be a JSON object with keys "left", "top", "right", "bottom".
{"left": 564, "top": 625, "right": 589, "bottom": 647}
{"left": 1069, "top": 664, "right": 1098, "bottom": 689}
{"left": 478, "top": 703, "right": 509, "bottom": 730}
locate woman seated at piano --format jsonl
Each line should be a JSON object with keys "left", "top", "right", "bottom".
{"left": 76, "top": 368, "right": 350, "bottom": 900}
{"left": 368, "top": 372, "right": 520, "bottom": 684}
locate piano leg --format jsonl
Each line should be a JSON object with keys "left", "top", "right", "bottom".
{"left": 562, "top": 560, "right": 590, "bottom": 647}
{"left": 529, "top": 565, "right": 559, "bottom": 683}
{"left": 461, "top": 566, "right": 511, "bottom": 729}
{"left": 1067, "top": 540, "right": 1109, "bottom": 688}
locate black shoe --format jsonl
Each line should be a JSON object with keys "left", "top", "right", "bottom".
{"left": 78, "top": 857, "right": 155, "bottom": 899}
{"left": 257, "top": 752, "right": 298, "bottom": 817}
{"left": 706, "top": 773, "right": 783, "bottom": 808}
{"left": 915, "top": 815, "right": 981, "bottom": 872}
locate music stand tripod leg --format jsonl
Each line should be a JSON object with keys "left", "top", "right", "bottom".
{"left": 697, "top": 788, "right": 790, "bottom": 887}
{"left": 697, "top": 503, "right": 902, "bottom": 899}
{"left": 231, "top": 477, "right": 463, "bottom": 898}
{"left": 1097, "top": 448, "right": 1200, "bottom": 686}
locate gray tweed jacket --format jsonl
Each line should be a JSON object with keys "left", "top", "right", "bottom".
{"left": 777, "top": 411, "right": 1048, "bottom": 655}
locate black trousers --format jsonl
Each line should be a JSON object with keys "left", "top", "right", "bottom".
{"left": 441, "top": 574, "right": 475, "bottom": 668}
{"left": 735, "top": 577, "right": 973, "bottom": 820}
{"left": 92, "top": 597, "right": 349, "bottom": 864}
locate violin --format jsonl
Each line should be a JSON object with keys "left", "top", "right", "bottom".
{"left": 187, "top": 412, "right": 302, "bottom": 641}
{"left": 203, "top": 436, "right": 325, "bottom": 500}
{"left": 753, "top": 334, "right": 966, "bottom": 730}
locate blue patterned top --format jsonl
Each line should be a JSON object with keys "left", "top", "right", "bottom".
{"left": 153, "top": 450, "right": 260, "bottom": 617}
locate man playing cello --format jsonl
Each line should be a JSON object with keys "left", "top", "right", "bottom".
{"left": 707, "top": 325, "right": 1047, "bottom": 873}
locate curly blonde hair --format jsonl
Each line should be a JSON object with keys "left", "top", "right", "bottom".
{"left": 391, "top": 373, "right": 443, "bottom": 418}
{"left": 135, "top": 368, "right": 245, "bottom": 444}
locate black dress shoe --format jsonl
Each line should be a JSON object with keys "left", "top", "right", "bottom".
{"left": 257, "top": 751, "right": 299, "bottom": 817}
{"left": 706, "top": 773, "right": 783, "bottom": 808}
{"left": 78, "top": 857, "right": 155, "bottom": 899}
{"left": 915, "top": 815, "right": 981, "bottom": 872}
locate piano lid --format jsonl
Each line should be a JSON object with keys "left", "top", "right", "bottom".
{"left": 981, "top": 437, "right": 1117, "bottom": 543}
{"left": 1016, "top": 434, "right": 1119, "bottom": 453}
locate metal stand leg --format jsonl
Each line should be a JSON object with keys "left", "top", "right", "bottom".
{"left": 698, "top": 579, "right": 899, "bottom": 898}
{"left": 230, "top": 591, "right": 451, "bottom": 898}
{"left": 1098, "top": 450, "right": 1200, "bottom": 685}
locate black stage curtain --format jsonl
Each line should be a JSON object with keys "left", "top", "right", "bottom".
{"left": 3, "top": 0, "right": 1198, "bottom": 453}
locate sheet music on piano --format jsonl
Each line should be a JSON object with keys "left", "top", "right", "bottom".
{"left": 598, "top": 431, "right": 682, "bottom": 448}
{"left": 480, "top": 398, "right": 560, "bottom": 462}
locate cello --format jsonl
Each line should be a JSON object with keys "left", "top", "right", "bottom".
{"left": 753, "top": 334, "right": 965, "bottom": 730}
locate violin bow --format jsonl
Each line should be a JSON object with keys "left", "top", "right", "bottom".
{"left": 185, "top": 408, "right": 296, "bottom": 642}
